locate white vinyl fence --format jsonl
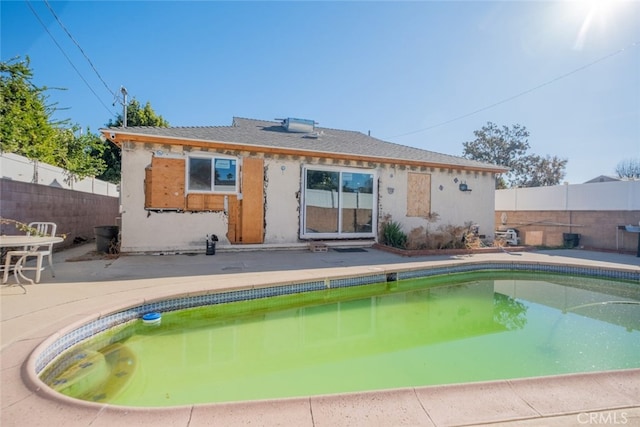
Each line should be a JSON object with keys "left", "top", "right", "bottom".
{"left": 0, "top": 152, "right": 119, "bottom": 197}
{"left": 496, "top": 180, "right": 640, "bottom": 211}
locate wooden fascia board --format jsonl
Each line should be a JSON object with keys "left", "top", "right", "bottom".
{"left": 101, "top": 130, "right": 508, "bottom": 174}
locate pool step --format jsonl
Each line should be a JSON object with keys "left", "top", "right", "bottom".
{"left": 51, "top": 349, "right": 109, "bottom": 397}
{"left": 48, "top": 343, "right": 136, "bottom": 402}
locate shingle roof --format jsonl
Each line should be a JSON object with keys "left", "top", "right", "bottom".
{"left": 104, "top": 117, "right": 507, "bottom": 172}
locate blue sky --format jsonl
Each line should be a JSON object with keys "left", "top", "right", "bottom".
{"left": 2, "top": 1, "right": 639, "bottom": 184}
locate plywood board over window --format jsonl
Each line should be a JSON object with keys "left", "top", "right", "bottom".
{"left": 407, "top": 173, "right": 431, "bottom": 217}
{"left": 186, "top": 193, "right": 226, "bottom": 211}
{"left": 144, "top": 157, "right": 185, "bottom": 210}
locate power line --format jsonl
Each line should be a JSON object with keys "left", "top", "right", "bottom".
{"left": 43, "top": 0, "right": 118, "bottom": 100}
{"left": 24, "top": 0, "right": 115, "bottom": 117}
{"left": 386, "top": 40, "right": 640, "bottom": 140}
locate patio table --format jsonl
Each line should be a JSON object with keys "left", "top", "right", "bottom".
{"left": 1, "top": 235, "right": 64, "bottom": 292}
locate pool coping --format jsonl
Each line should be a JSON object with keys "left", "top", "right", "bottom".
{"left": 21, "top": 365, "right": 640, "bottom": 426}
{"left": 17, "top": 257, "right": 640, "bottom": 426}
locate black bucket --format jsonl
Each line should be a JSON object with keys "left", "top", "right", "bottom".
{"left": 94, "top": 226, "right": 119, "bottom": 253}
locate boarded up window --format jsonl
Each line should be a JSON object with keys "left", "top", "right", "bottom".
{"left": 145, "top": 156, "right": 233, "bottom": 212}
{"left": 185, "top": 194, "right": 226, "bottom": 211}
{"left": 145, "top": 157, "right": 186, "bottom": 210}
{"left": 407, "top": 173, "right": 431, "bottom": 217}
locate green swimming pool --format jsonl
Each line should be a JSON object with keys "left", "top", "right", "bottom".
{"left": 42, "top": 271, "right": 640, "bottom": 407}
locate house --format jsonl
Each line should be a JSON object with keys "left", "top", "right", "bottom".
{"left": 583, "top": 175, "right": 621, "bottom": 184}
{"left": 100, "top": 117, "right": 507, "bottom": 253}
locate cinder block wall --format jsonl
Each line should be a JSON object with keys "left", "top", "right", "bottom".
{"left": 0, "top": 179, "right": 120, "bottom": 250}
{"left": 495, "top": 210, "right": 640, "bottom": 253}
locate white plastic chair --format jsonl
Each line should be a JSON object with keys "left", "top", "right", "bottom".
{"left": 2, "top": 222, "right": 57, "bottom": 284}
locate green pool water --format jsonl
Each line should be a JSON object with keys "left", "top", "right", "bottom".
{"left": 43, "top": 272, "right": 640, "bottom": 407}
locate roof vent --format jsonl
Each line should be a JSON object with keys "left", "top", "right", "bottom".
{"left": 303, "top": 131, "right": 323, "bottom": 139}
{"left": 279, "top": 117, "right": 316, "bottom": 133}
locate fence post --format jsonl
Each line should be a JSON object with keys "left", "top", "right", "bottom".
{"left": 32, "top": 159, "right": 38, "bottom": 184}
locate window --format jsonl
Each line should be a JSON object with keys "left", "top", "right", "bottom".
{"left": 301, "top": 166, "right": 376, "bottom": 239}
{"left": 187, "top": 156, "right": 237, "bottom": 193}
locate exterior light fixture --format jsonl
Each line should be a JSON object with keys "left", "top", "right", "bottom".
{"left": 459, "top": 182, "right": 471, "bottom": 192}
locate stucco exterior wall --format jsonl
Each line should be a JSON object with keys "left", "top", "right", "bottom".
{"left": 119, "top": 143, "right": 498, "bottom": 253}
{"left": 119, "top": 144, "right": 233, "bottom": 253}
{"left": 263, "top": 159, "right": 302, "bottom": 244}
{"left": 378, "top": 167, "right": 496, "bottom": 238}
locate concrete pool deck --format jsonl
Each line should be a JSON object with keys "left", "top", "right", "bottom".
{"left": 1, "top": 245, "right": 639, "bottom": 426}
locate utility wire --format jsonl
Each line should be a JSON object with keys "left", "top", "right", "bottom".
{"left": 386, "top": 40, "right": 640, "bottom": 139}
{"left": 43, "top": 0, "right": 118, "bottom": 100}
{"left": 25, "top": 0, "right": 115, "bottom": 116}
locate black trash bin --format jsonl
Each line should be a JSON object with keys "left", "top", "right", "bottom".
{"left": 94, "top": 225, "right": 119, "bottom": 253}
{"left": 206, "top": 234, "right": 218, "bottom": 255}
{"left": 562, "top": 233, "right": 580, "bottom": 248}
{"left": 206, "top": 240, "right": 216, "bottom": 255}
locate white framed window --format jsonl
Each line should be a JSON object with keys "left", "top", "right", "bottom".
{"left": 301, "top": 165, "right": 377, "bottom": 239}
{"left": 187, "top": 155, "right": 238, "bottom": 193}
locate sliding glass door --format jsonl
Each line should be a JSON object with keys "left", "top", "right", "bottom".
{"left": 301, "top": 166, "right": 376, "bottom": 239}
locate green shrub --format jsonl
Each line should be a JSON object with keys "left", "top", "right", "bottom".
{"left": 381, "top": 220, "right": 407, "bottom": 249}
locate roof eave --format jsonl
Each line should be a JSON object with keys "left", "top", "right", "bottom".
{"left": 99, "top": 129, "right": 509, "bottom": 174}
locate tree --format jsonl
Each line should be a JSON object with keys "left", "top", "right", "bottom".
{"left": 95, "top": 137, "right": 122, "bottom": 184}
{"left": 98, "top": 99, "right": 169, "bottom": 183}
{"left": 615, "top": 158, "right": 640, "bottom": 179}
{"left": 1, "top": 57, "right": 57, "bottom": 160}
{"left": 1, "top": 57, "right": 106, "bottom": 181}
{"left": 55, "top": 126, "right": 106, "bottom": 179}
{"left": 518, "top": 154, "right": 568, "bottom": 187}
{"left": 106, "top": 99, "right": 169, "bottom": 127}
{"left": 462, "top": 122, "right": 567, "bottom": 188}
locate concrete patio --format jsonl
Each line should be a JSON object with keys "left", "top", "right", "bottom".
{"left": 2, "top": 244, "right": 639, "bottom": 426}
